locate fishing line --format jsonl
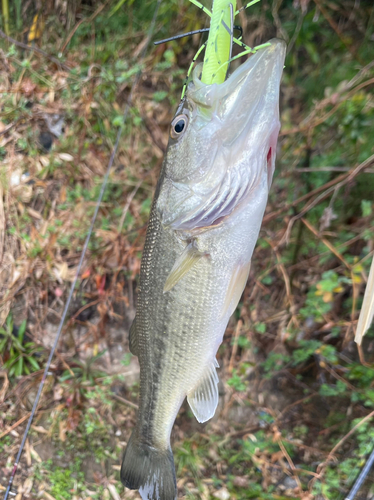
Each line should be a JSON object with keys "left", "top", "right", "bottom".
{"left": 154, "top": 25, "right": 242, "bottom": 45}
{"left": 2, "top": 1, "right": 161, "bottom": 498}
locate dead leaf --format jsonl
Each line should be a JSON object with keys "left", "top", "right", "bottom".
{"left": 59, "top": 420, "right": 67, "bottom": 442}
{"left": 0, "top": 371, "right": 9, "bottom": 403}
{"left": 21, "top": 78, "right": 37, "bottom": 96}
{"left": 31, "top": 425, "right": 48, "bottom": 434}
{"left": 53, "top": 384, "right": 64, "bottom": 401}
{"left": 22, "top": 477, "right": 33, "bottom": 495}
{"left": 25, "top": 438, "right": 32, "bottom": 466}
{"left": 319, "top": 206, "right": 337, "bottom": 232}
{"left": 233, "top": 476, "right": 249, "bottom": 488}
{"left": 107, "top": 484, "right": 121, "bottom": 500}
{"left": 213, "top": 487, "right": 230, "bottom": 500}
{"left": 27, "top": 207, "right": 43, "bottom": 219}
{"left": 81, "top": 268, "right": 91, "bottom": 279}
{"left": 30, "top": 445, "right": 42, "bottom": 463}
{"left": 43, "top": 492, "right": 57, "bottom": 500}
{"left": 59, "top": 153, "right": 74, "bottom": 162}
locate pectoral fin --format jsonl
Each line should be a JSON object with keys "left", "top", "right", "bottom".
{"left": 187, "top": 359, "right": 220, "bottom": 423}
{"left": 163, "top": 242, "right": 205, "bottom": 293}
{"left": 221, "top": 261, "right": 251, "bottom": 318}
{"left": 129, "top": 318, "right": 138, "bottom": 357}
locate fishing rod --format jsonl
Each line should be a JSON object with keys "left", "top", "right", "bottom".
{"left": 345, "top": 445, "right": 374, "bottom": 500}
{"left": 1, "top": 2, "right": 161, "bottom": 498}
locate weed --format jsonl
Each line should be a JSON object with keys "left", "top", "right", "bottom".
{"left": 0, "top": 315, "right": 44, "bottom": 377}
{"left": 59, "top": 351, "right": 107, "bottom": 398}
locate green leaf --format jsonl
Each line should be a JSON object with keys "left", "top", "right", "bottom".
{"left": 255, "top": 322, "right": 266, "bottom": 334}
{"left": 361, "top": 200, "right": 372, "bottom": 217}
{"left": 112, "top": 115, "right": 124, "bottom": 127}
{"left": 15, "top": 357, "right": 23, "bottom": 377}
{"left": 18, "top": 320, "right": 27, "bottom": 343}
{"left": 153, "top": 91, "right": 168, "bottom": 102}
{"left": 0, "top": 336, "right": 8, "bottom": 352}
{"left": 6, "top": 313, "right": 13, "bottom": 332}
{"left": 319, "top": 380, "right": 346, "bottom": 397}
{"left": 28, "top": 355, "right": 40, "bottom": 371}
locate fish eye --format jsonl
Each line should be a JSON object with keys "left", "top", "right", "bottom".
{"left": 170, "top": 114, "right": 188, "bottom": 140}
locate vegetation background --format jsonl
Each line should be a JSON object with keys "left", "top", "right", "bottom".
{"left": 0, "top": 0, "right": 374, "bottom": 499}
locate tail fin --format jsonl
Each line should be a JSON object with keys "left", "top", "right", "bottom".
{"left": 121, "top": 431, "right": 177, "bottom": 500}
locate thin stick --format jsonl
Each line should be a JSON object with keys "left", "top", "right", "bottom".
{"left": 1, "top": 2, "right": 161, "bottom": 497}
{"left": 0, "top": 414, "right": 31, "bottom": 440}
{"left": 300, "top": 218, "right": 351, "bottom": 270}
{"left": 59, "top": 0, "right": 111, "bottom": 54}
{"left": 110, "top": 393, "right": 139, "bottom": 410}
{"left": 271, "top": 153, "right": 374, "bottom": 237}
{"left": 311, "top": 410, "right": 374, "bottom": 490}
{"left": 0, "top": 29, "right": 71, "bottom": 71}
{"left": 228, "top": 319, "right": 242, "bottom": 372}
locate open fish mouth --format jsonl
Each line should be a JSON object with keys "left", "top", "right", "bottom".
{"left": 157, "top": 39, "right": 286, "bottom": 233}
{"left": 189, "top": 38, "right": 286, "bottom": 144}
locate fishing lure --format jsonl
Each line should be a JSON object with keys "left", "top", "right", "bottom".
{"left": 181, "top": 0, "right": 270, "bottom": 97}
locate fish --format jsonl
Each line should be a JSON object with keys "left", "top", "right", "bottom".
{"left": 120, "top": 38, "right": 286, "bottom": 500}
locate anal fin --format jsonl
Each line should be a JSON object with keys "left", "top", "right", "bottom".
{"left": 163, "top": 242, "right": 205, "bottom": 293}
{"left": 187, "top": 360, "right": 219, "bottom": 423}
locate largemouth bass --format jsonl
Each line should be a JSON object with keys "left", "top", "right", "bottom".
{"left": 121, "top": 38, "right": 286, "bottom": 500}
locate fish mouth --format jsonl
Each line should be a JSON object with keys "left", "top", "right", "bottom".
{"left": 188, "top": 38, "right": 286, "bottom": 144}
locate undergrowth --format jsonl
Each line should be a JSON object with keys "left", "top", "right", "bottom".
{"left": 1, "top": 0, "right": 374, "bottom": 499}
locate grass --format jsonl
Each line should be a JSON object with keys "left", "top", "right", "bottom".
{"left": 1, "top": 0, "right": 374, "bottom": 499}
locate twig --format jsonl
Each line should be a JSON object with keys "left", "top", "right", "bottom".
{"left": 59, "top": 0, "right": 112, "bottom": 54}
{"left": 275, "top": 154, "right": 374, "bottom": 243}
{"left": 228, "top": 319, "right": 242, "bottom": 373}
{"left": 277, "top": 435, "right": 304, "bottom": 493}
{"left": 0, "top": 413, "right": 31, "bottom": 440}
{"left": 0, "top": 371, "right": 9, "bottom": 403}
{"left": 300, "top": 218, "right": 351, "bottom": 270}
{"left": 69, "top": 299, "right": 101, "bottom": 323}
{"left": 0, "top": 29, "right": 71, "bottom": 71}
{"left": 0, "top": 185, "right": 4, "bottom": 264}
{"left": 281, "top": 77, "right": 374, "bottom": 137}
{"left": 313, "top": 0, "right": 364, "bottom": 65}
{"left": 295, "top": 167, "right": 374, "bottom": 173}
{"left": 345, "top": 445, "right": 374, "bottom": 500}
{"left": 118, "top": 181, "right": 143, "bottom": 234}
{"left": 110, "top": 393, "right": 138, "bottom": 410}
{"left": 310, "top": 410, "right": 374, "bottom": 490}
